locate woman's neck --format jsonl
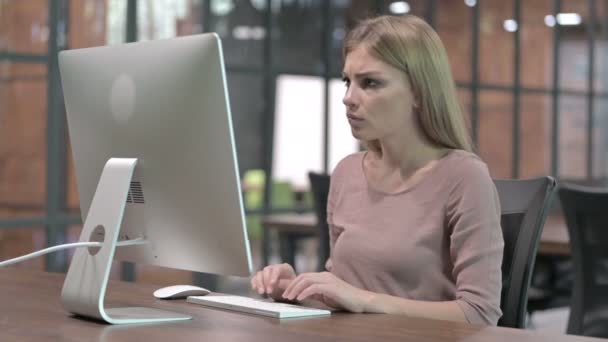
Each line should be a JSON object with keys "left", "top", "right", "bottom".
{"left": 371, "top": 137, "right": 447, "bottom": 181}
{"left": 363, "top": 136, "right": 449, "bottom": 194}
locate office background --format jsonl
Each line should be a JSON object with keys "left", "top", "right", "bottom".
{"left": 0, "top": 0, "right": 604, "bottom": 299}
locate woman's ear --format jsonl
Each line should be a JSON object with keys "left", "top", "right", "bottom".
{"left": 410, "top": 89, "right": 421, "bottom": 110}
{"left": 412, "top": 98, "right": 421, "bottom": 111}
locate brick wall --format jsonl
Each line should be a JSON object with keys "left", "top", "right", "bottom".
{"left": 0, "top": 1, "right": 600, "bottom": 282}
{"left": 0, "top": 1, "right": 49, "bottom": 271}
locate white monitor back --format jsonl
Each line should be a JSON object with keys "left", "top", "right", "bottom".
{"left": 60, "top": 33, "right": 252, "bottom": 277}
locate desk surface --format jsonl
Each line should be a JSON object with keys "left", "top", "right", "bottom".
{"left": 263, "top": 212, "right": 571, "bottom": 256}
{"left": 0, "top": 268, "right": 599, "bottom": 342}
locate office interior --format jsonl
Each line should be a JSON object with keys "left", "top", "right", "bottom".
{"left": 1, "top": 0, "right": 607, "bottom": 336}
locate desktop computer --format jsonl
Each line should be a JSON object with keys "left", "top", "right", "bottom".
{"left": 59, "top": 33, "right": 253, "bottom": 324}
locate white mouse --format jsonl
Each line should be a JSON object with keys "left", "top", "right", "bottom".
{"left": 153, "top": 285, "right": 211, "bottom": 299}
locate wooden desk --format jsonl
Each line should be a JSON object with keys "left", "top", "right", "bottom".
{"left": 262, "top": 212, "right": 571, "bottom": 261}
{"left": 262, "top": 213, "right": 317, "bottom": 235}
{"left": 261, "top": 214, "right": 319, "bottom": 268}
{"left": 0, "top": 268, "right": 600, "bottom": 341}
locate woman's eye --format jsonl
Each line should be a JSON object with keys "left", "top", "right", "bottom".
{"left": 342, "top": 77, "right": 350, "bottom": 87}
{"left": 362, "top": 78, "right": 379, "bottom": 88}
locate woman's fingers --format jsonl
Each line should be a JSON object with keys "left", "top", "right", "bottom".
{"left": 283, "top": 273, "right": 326, "bottom": 300}
{"left": 266, "top": 266, "right": 281, "bottom": 293}
{"left": 296, "top": 283, "right": 330, "bottom": 301}
{"left": 251, "top": 264, "right": 297, "bottom": 297}
{"left": 251, "top": 271, "right": 266, "bottom": 294}
{"left": 255, "top": 264, "right": 286, "bottom": 294}
{"left": 282, "top": 274, "right": 304, "bottom": 299}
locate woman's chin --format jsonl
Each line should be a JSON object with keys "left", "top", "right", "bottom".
{"left": 350, "top": 130, "right": 373, "bottom": 142}
{"left": 350, "top": 127, "right": 365, "bottom": 140}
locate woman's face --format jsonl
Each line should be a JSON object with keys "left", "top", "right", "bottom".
{"left": 342, "top": 46, "right": 417, "bottom": 143}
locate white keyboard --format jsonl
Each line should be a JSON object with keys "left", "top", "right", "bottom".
{"left": 187, "top": 295, "right": 331, "bottom": 319}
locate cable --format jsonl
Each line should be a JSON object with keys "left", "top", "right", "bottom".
{"left": 0, "top": 238, "right": 147, "bottom": 267}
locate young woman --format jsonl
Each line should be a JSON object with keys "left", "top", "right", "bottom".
{"left": 251, "top": 15, "right": 504, "bottom": 326}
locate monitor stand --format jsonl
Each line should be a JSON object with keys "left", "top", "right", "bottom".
{"left": 61, "top": 158, "right": 191, "bottom": 324}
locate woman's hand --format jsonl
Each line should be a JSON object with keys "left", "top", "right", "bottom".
{"left": 250, "top": 263, "right": 296, "bottom": 301}
{"left": 282, "top": 272, "right": 370, "bottom": 312}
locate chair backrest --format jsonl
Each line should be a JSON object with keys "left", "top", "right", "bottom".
{"left": 494, "top": 176, "right": 557, "bottom": 328}
{"left": 308, "top": 172, "right": 331, "bottom": 271}
{"left": 558, "top": 183, "right": 608, "bottom": 337}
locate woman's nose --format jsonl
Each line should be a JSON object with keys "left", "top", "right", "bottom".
{"left": 343, "top": 86, "right": 356, "bottom": 108}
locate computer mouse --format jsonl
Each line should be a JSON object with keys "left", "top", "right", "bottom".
{"left": 153, "top": 285, "right": 211, "bottom": 299}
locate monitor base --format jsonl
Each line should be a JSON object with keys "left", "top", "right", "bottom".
{"left": 60, "top": 158, "right": 192, "bottom": 324}
{"left": 104, "top": 307, "right": 192, "bottom": 324}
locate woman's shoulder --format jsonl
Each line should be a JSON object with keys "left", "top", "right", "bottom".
{"left": 432, "top": 150, "right": 495, "bottom": 196}
{"left": 331, "top": 151, "right": 366, "bottom": 176}
{"left": 437, "top": 150, "right": 497, "bottom": 203}
{"left": 329, "top": 152, "right": 366, "bottom": 192}
{"left": 442, "top": 149, "right": 491, "bottom": 178}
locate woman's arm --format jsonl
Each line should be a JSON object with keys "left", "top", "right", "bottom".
{"left": 362, "top": 291, "right": 467, "bottom": 321}
{"left": 444, "top": 158, "right": 504, "bottom": 325}
{"left": 283, "top": 271, "right": 466, "bottom": 321}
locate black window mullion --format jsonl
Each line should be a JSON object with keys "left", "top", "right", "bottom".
{"left": 551, "top": 0, "right": 562, "bottom": 177}
{"left": 602, "top": 0, "right": 608, "bottom": 178}
{"left": 322, "top": 1, "right": 331, "bottom": 173}
{"left": 375, "top": 0, "right": 383, "bottom": 15}
{"left": 202, "top": 0, "right": 211, "bottom": 33}
{"left": 45, "top": 0, "right": 69, "bottom": 273}
{"left": 0, "top": 52, "right": 47, "bottom": 62}
{"left": 454, "top": 81, "right": 608, "bottom": 98}
{"left": 586, "top": 0, "right": 597, "bottom": 179}
{"left": 260, "top": 0, "right": 276, "bottom": 268}
{"left": 126, "top": 0, "right": 137, "bottom": 43}
{"left": 471, "top": 1, "right": 480, "bottom": 147}
{"left": 262, "top": 2, "right": 274, "bottom": 211}
{"left": 512, "top": 0, "right": 522, "bottom": 179}
{"left": 425, "top": 0, "right": 437, "bottom": 29}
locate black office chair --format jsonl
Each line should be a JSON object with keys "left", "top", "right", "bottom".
{"left": 558, "top": 183, "right": 608, "bottom": 337}
{"left": 494, "top": 176, "right": 557, "bottom": 328}
{"left": 525, "top": 179, "right": 608, "bottom": 323}
{"left": 308, "top": 172, "right": 331, "bottom": 272}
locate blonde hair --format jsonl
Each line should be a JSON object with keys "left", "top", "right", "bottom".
{"left": 343, "top": 15, "right": 472, "bottom": 152}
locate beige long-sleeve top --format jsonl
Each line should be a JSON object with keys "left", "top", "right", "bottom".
{"left": 326, "top": 149, "right": 504, "bottom": 325}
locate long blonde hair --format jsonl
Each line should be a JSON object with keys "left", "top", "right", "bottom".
{"left": 343, "top": 15, "right": 472, "bottom": 152}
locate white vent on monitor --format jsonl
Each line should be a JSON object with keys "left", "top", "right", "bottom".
{"left": 126, "top": 181, "right": 145, "bottom": 204}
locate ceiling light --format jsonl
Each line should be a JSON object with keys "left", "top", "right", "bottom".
{"left": 211, "top": 0, "right": 234, "bottom": 16}
{"left": 233, "top": 26, "right": 266, "bottom": 40}
{"left": 389, "top": 1, "right": 410, "bottom": 14}
{"left": 557, "top": 13, "right": 582, "bottom": 26}
{"left": 503, "top": 19, "right": 518, "bottom": 32}
{"left": 544, "top": 13, "right": 581, "bottom": 27}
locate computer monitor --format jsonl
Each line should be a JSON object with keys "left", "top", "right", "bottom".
{"left": 58, "top": 33, "right": 252, "bottom": 324}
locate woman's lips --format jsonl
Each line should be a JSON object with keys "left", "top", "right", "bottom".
{"left": 347, "top": 113, "right": 363, "bottom": 121}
